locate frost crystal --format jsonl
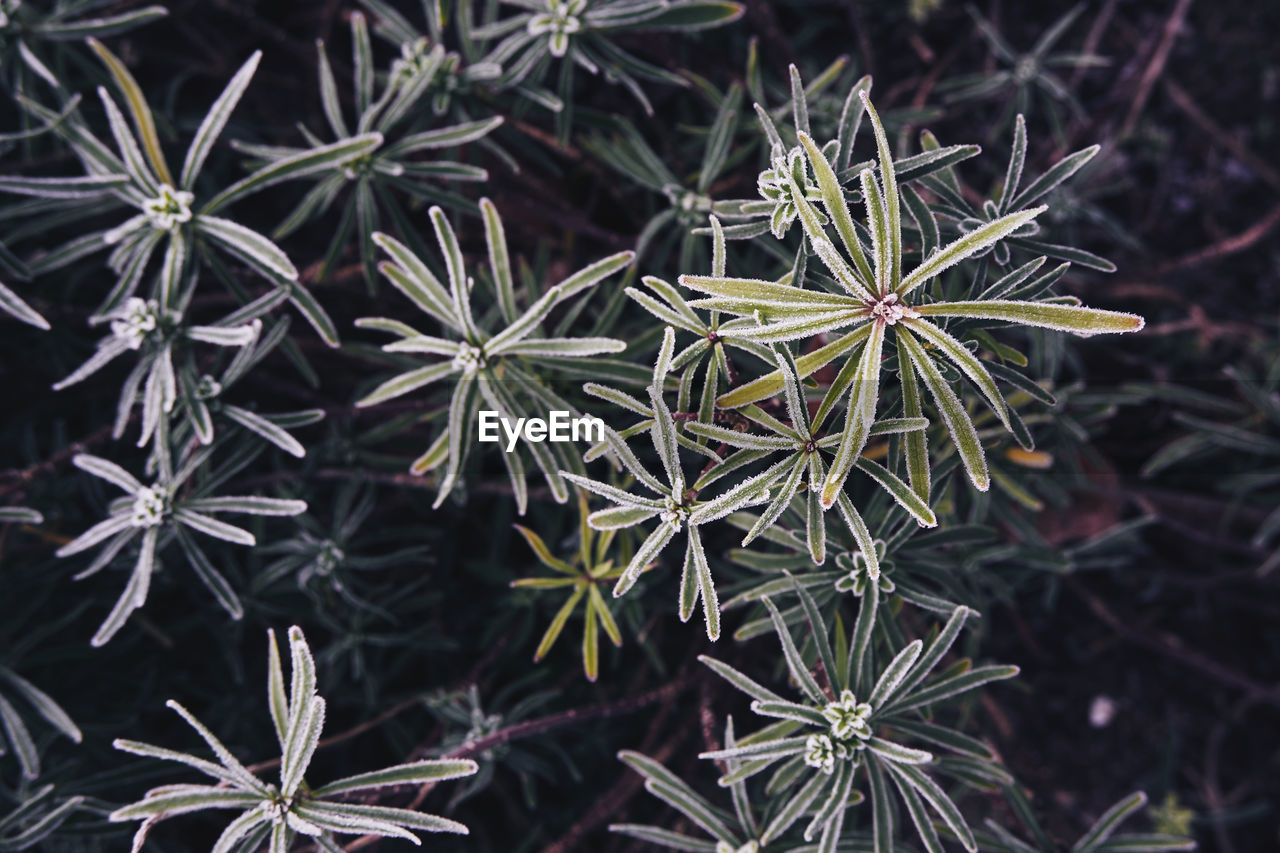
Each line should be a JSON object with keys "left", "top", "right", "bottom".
{"left": 528, "top": 0, "right": 585, "bottom": 58}
{"left": 803, "top": 732, "right": 836, "bottom": 775}
{"left": 129, "top": 486, "right": 168, "bottom": 528}
{"left": 391, "top": 37, "right": 434, "bottom": 81}
{"left": 315, "top": 541, "right": 345, "bottom": 576}
{"left": 451, "top": 343, "right": 486, "bottom": 375}
{"left": 758, "top": 145, "right": 824, "bottom": 239}
{"left": 869, "top": 293, "right": 917, "bottom": 326}
{"left": 109, "top": 298, "right": 160, "bottom": 350}
{"left": 717, "top": 842, "right": 760, "bottom": 853}
{"left": 143, "top": 184, "right": 194, "bottom": 231}
{"left": 660, "top": 496, "right": 691, "bottom": 531}
{"left": 822, "top": 689, "right": 873, "bottom": 741}
{"left": 195, "top": 374, "right": 222, "bottom": 400}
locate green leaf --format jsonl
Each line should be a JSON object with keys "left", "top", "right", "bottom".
{"left": 862, "top": 91, "right": 902, "bottom": 289}
{"left": 1073, "top": 791, "right": 1148, "bottom": 852}
{"left": 870, "top": 640, "right": 924, "bottom": 707}
{"left": 0, "top": 694, "right": 38, "bottom": 779}
{"left": 266, "top": 629, "right": 288, "bottom": 748}
{"left": 173, "top": 527, "right": 244, "bottom": 620}
{"left": 89, "top": 39, "right": 174, "bottom": 186}
{"left": 583, "top": 587, "right": 600, "bottom": 680}
{"left": 897, "top": 326, "right": 989, "bottom": 491}
{"left": 175, "top": 509, "right": 255, "bottom": 545}
{"left": 182, "top": 52, "right": 261, "bottom": 189}
{"left": 680, "top": 274, "right": 859, "bottom": 309}
{"left": 553, "top": 250, "right": 636, "bottom": 302}
{"left": 764, "top": 599, "right": 824, "bottom": 702}
{"left": 867, "top": 752, "right": 896, "bottom": 853}
{"left": 822, "top": 320, "right": 885, "bottom": 508}
{"left": 885, "top": 761, "right": 977, "bottom": 852}
{"left": 698, "top": 655, "right": 785, "bottom": 704}
{"left": 917, "top": 300, "right": 1145, "bottom": 335}
{"left": 888, "top": 664, "right": 1020, "bottom": 715}
{"left": 109, "top": 787, "right": 263, "bottom": 820}
{"left": 356, "top": 362, "right": 456, "bottom": 407}
{"left": 202, "top": 134, "right": 384, "bottom": 213}
{"left": 798, "top": 132, "right": 875, "bottom": 294}
{"left": 897, "top": 206, "right": 1047, "bottom": 297}
{"left": 626, "top": 1, "right": 744, "bottom": 29}
{"left": 718, "top": 325, "right": 872, "bottom": 408}
{"left": 589, "top": 584, "right": 624, "bottom": 647}
{"left": 195, "top": 215, "right": 297, "bottom": 281}
{"left": 689, "top": 527, "right": 720, "bottom": 640}
{"left": 903, "top": 318, "right": 1011, "bottom": 429}
{"left": 383, "top": 116, "right": 504, "bottom": 157}
{"left": 313, "top": 759, "right": 478, "bottom": 797}
{"left": 0, "top": 174, "right": 129, "bottom": 198}
{"left": 1010, "top": 144, "right": 1099, "bottom": 210}
{"left": 373, "top": 232, "right": 455, "bottom": 325}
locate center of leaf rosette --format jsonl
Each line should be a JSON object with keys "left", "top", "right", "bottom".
{"left": 143, "top": 183, "right": 194, "bottom": 231}
{"left": 868, "top": 292, "right": 917, "bottom": 326}
{"left": 660, "top": 496, "right": 692, "bottom": 531}
{"left": 129, "top": 486, "right": 169, "bottom": 528}
{"left": 804, "top": 690, "right": 874, "bottom": 775}
{"left": 451, "top": 342, "right": 486, "bottom": 375}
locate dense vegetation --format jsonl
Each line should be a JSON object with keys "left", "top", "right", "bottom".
{"left": 0, "top": 1, "right": 1276, "bottom": 851}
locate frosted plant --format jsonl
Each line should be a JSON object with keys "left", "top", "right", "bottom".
{"left": 680, "top": 90, "right": 1143, "bottom": 505}
{"left": 0, "top": 665, "right": 81, "bottom": 780}
{"left": 684, "top": 341, "right": 933, "bottom": 568}
{"left": 232, "top": 11, "right": 504, "bottom": 288}
{"left": 50, "top": 299, "right": 260, "bottom": 447}
{"left": 511, "top": 491, "right": 625, "bottom": 681}
{"left": 0, "top": 0, "right": 165, "bottom": 92}
{"left": 477, "top": 0, "right": 743, "bottom": 139}
{"left": 757, "top": 141, "right": 825, "bottom": 240}
{"left": 170, "top": 318, "right": 324, "bottom": 456}
{"left": 0, "top": 785, "right": 85, "bottom": 850}
{"left": 607, "top": 217, "right": 773, "bottom": 441}
{"left": 584, "top": 85, "right": 743, "bottom": 267}
{"left": 55, "top": 451, "right": 306, "bottom": 645}
{"left": 358, "top": 0, "right": 507, "bottom": 117}
{"left": 700, "top": 583, "right": 1017, "bottom": 853}
{"left": 941, "top": 4, "right": 1108, "bottom": 136}
{"left": 974, "top": 788, "right": 1195, "bottom": 853}
{"left": 611, "top": 722, "right": 772, "bottom": 851}
{"left": 256, "top": 484, "right": 427, "bottom": 616}
{"left": 110, "top": 626, "right": 478, "bottom": 852}
{"left": 561, "top": 326, "right": 778, "bottom": 640}
{"left": 355, "top": 200, "right": 631, "bottom": 512}
{"left": 921, "top": 113, "right": 1115, "bottom": 269}
{"left": 8, "top": 40, "right": 371, "bottom": 342}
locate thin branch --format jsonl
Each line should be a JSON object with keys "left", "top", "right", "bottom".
{"left": 334, "top": 674, "right": 698, "bottom": 851}
{"left": 1121, "top": 0, "right": 1195, "bottom": 136}
{"left": 1067, "top": 577, "right": 1280, "bottom": 709}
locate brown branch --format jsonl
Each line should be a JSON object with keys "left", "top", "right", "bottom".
{"left": 1066, "top": 577, "right": 1280, "bottom": 709}
{"left": 1121, "top": 0, "right": 1196, "bottom": 136}
{"left": 540, "top": 685, "right": 693, "bottom": 853}
{"left": 245, "top": 697, "right": 422, "bottom": 775}
{"left": 0, "top": 423, "right": 117, "bottom": 501}
{"left": 335, "top": 674, "right": 698, "bottom": 851}
{"left": 1071, "top": 0, "right": 1118, "bottom": 89}
{"left": 445, "top": 675, "right": 696, "bottom": 762}
{"left": 1148, "top": 202, "right": 1280, "bottom": 276}
{"left": 1161, "top": 78, "right": 1280, "bottom": 194}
